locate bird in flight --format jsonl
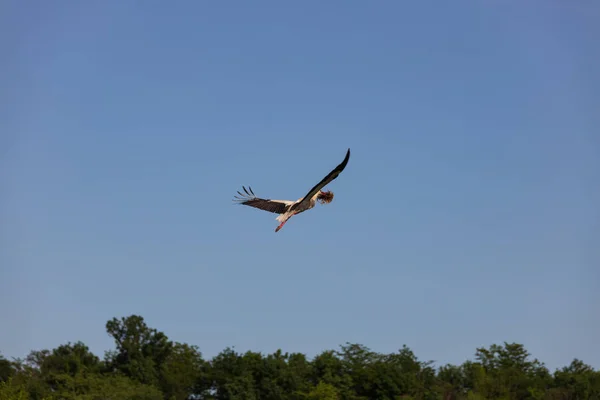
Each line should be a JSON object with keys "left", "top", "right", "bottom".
{"left": 233, "top": 148, "right": 351, "bottom": 232}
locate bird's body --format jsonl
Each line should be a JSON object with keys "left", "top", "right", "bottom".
{"left": 234, "top": 148, "right": 350, "bottom": 232}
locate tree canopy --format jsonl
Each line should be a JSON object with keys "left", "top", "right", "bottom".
{"left": 1, "top": 315, "right": 598, "bottom": 400}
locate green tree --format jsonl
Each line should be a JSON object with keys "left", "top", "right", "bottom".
{"left": 473, "top": 342, "right": 550, "bottom": 399}
{"left": 10, "top": 352, "right": 52, "bottom": 400}
{"left": 40, "top": 342, "right": 100, "bottom": 379}
{"left": 306, "top": 381, "right": 340, "bottom": 400}
{"left": 0, "top": 354, "right": 14, "bottom": 383}
{"left": 3, "top": 314, "right": 599, "bottom": 400}
{"left": 104, "top": 315, "right": 173, "bottom": 387}
{"left": 551, "top": 359, "right": 600, "bottom": 400}
{"left": 45, "top": 373, "right": 163, "bottom": 400}
{"left": 310, "top": 350, "right": 354, "bottom": 399}
{"left": 208, "top": 347, "right": 257, "bottom": 400}
{"left": 159, "top": 342, "right": 205, "bottom": 400}
{"left": 437, "top": 363, "right": 467, "bottom": 399}
{"left": 278, "top": 352, "right": 312, "bottom": 398}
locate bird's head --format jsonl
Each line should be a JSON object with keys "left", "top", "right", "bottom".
{"left": 317, "top": 190, "right": 334, "bottom": 204}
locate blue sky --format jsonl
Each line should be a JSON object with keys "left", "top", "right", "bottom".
{"left": 1, "top": 1, "right": 598, "bottom": 371}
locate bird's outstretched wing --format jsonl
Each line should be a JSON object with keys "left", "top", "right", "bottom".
{"left": 295, "top": 148, "right": 350, "bottom": 208}
{"left": 233, "top": 186, "right": 294, "bottom": 214}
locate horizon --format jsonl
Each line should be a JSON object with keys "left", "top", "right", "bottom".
{"left": 3, "top": 312, "right": 594, "bottom": 374}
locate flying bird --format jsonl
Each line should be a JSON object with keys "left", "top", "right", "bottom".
{"left": 233, "top": 148, "right": 351, "bottom": 232}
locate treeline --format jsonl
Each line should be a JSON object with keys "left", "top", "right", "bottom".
{"left": 1, "top": 315, "right": 598, "bottom": 400}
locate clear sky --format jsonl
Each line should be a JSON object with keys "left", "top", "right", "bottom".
{"left": 1, "top": 1, "right": 599, "bottom": 371}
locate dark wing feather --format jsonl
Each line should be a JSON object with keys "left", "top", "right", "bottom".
{"left": 233, "top": 186, "right": 291, "bottom": 214}
{"left": 295, "top": 148, "right": 350, "bottom": 208}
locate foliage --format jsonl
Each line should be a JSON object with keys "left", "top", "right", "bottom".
{"left": 1, "top": 316, "right": 598, "bottom": 400}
